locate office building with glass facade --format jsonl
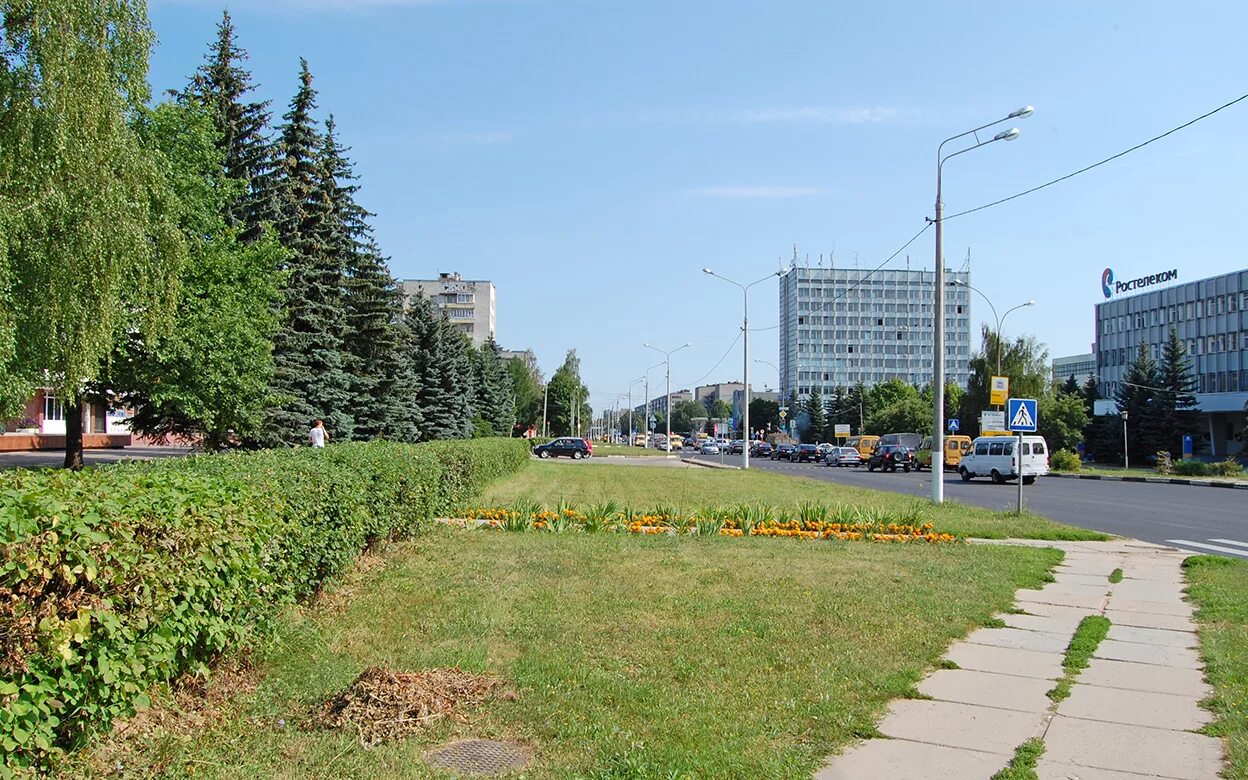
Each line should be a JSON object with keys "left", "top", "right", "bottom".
{"left": 1094, "top": 267, "right": 1247, "bottom": 456}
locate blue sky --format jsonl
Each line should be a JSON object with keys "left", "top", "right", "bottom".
{"left": 148, "top": 0, "right": 1248, "bottom": 414}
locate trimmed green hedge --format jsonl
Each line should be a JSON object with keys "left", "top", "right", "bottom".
{"left": 0, "top": 438, "right": 529, "bottom": 773}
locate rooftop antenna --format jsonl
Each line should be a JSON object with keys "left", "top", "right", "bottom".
{"left": 790, "top": 244, "right": 798, "bottom": 270}
{"left": 960, "top": 247, "right": 971, "bottom": 273}
{"left": 854, "top": 251, "right": 860, "bottom": 270}
{"left": 830, "top": 249, "right": 835, "bottom": 269}
{"left": 905, "top": 254, "right": 910, "bottom": 273}
{"left": 818, "top": 253, "right": 824, "bottom": 268}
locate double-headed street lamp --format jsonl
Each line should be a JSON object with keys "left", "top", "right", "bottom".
{"left": 703, "top": 268, "right": 782, "bottom": 470}
{"left": 931, "top": 105, "right": 1033, "bottom": 505}
{"left": 949, "top": 280, "right": 1035, "bottom": 407}
{"left": 644, "top": 342, "right": 691, "bottom": 453}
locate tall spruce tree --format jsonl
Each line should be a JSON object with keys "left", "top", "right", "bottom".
{"left": 259, "top": 60, "right": 354, "bottom": 445}
{"left": 178, "top": 10, "right": 276, "bottom": 242}
{"left": 1156, "top": 326, "right": 1200, "bottom": 456}
{"left": 1060, "top": 375, "right": 1080, "bottom": 396}
{"left": 407, "top": 293, "right": 459, "bottom": 439}
{"left": 442, "top": 322, "right": 477, "bottom": 438}
{"left": 319, "top": 117, "right": 415, "bottom": 440}
{"left": 476, "top": 336, "right": 515, "bottom": 436}
{"left": 803, "top": 388, "right": 826, "bottom": 443}
{"left": 1115, "top": 341, "right": 1163, "bottom": 459}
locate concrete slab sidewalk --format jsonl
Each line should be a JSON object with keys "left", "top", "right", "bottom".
{"left": 814, "top": 539, "right": 1225, "bottom": 780}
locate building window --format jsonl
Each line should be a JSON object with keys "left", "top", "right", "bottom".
{"left": 1209, "top": 336, "right": 1218, "bottom": 353}
{"left": 43, "top": 394, "right": 65, "bottom": 421}
{"left": 1230, "top": 295, "right": 1238, "bottom": 313}
{"left": 1218, "top": 297, "right": 1225, "bottom": 315}
{"left": 456, "top": 293, "right": 474, "bottom": 303}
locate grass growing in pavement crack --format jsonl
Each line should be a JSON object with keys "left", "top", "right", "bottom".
{"left": 1048, "top": 615, "right": 1112, "bottom": 702}
{"left": 991, "top": 738, "right": 1045, "bottom": 780}
{"left": 1005, "top": 607, "right": 1029, "bottom": 615}
{"left": 1109, "top": 568, "right": 1124, "bottom": 584}
{"left": 935, "top": 658, "right": 960, "bottom": 670}
{"left": 983, "top": 617, "right": 1007, "bottom": 629}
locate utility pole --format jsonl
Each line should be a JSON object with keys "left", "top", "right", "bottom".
{"left": 1122, "top": 410, "right": 1129, "bottom": 470}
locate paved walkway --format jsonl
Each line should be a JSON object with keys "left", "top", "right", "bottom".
{"left": 815, "top": 539, "right": 1223, "bottom": 780}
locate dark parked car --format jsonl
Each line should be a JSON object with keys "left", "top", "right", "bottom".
{"left": 772, "top": 443, "right": 797, "bottom": 461}
{"left": 532, "top": 437, "right": 592, "bottom": 460}
{"left": 750, "top": 441, "right": 773, "bottom": 458}
{"left": 867, "top": 444, "right": 915, "bottom": 473}
{"left": 729, "top": 440, "right": 746, "bottom": 454}
{"left": 795, "top": 443, "right": 820, "bottom": 463}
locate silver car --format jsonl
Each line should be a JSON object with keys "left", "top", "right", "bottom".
{"left": 825, "top": 446, "right": 862, "bottom": 467}
{"left": 699, "top": 441, "right": 721, "bottom": 454}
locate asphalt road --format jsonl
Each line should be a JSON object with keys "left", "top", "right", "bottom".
{"left": 0, "top": 445, "right": 193, "bottom": 470}
{"left": 685, "top": 451, "right": 1248, "bottom": 560}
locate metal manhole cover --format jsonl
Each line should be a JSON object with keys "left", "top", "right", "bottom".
{"left": 426, "top": 739, "right": 531, "bottom": 776}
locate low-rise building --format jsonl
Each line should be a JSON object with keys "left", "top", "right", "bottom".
{"left": 1052, "top": 353, "right": 1096, "bottom": 387}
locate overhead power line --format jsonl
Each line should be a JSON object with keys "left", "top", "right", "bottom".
{"left": 945, "top": 90, "right": 1248, "bottom": 221}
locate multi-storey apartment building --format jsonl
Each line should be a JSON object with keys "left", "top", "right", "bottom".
{"left": 401, "top": 271, "right": 496, "bottom": 347}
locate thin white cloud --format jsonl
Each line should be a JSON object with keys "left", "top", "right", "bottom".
{"left": 692, "top": 186, "right": 829, "bottom": 199}
{"left": 421, "top": 130, "right": 517, "bottom": 146}
{"left": 640, "top": 106, "right": 906, "bottom": 126}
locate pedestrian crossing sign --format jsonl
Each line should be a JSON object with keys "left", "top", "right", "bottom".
{"left": 1007, "top": 398, "right": 1038, "bottom": 432}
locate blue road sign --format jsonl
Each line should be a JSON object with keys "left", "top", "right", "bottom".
{"left": 948, "top": 418, "right": 960, "bottom": 432}
{"left": 1007, "top": 398, "right": 1038, "bottom": 432}
{"left": 1183, "top": 434, "right": 1193, "bottom": 457}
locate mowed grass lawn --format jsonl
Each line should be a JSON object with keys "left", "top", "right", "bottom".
{"left": 80, "top": 528, "right": 1061, "bottom": 779}
{"left": 1186, "top": 555, "right": 1248, "bottom": 778}
{"left": 482, "top": 461, "right": 1108, "bottom": 540}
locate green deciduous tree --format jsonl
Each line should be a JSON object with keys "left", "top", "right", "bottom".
{"left": 105, "top": 103, "right": 285, "bottom": 450}
{"left": 1038, "top": 392, "right": 1089, "bottom": 453}
{"left": 961, "top": 326, "right": 1050, "bottom": 437}
{"left": 670, "top": 398, "right": 706, "bottom": 435}
{"left": 1, "top": 0, "right": 187, "bottom": 467}
{"left": 547, "top": 350, "right": 590, "bottom": 437}
{"left": 747, "top": 398, "right": 780, "bottom": 435}
{"left": 505, "top": 353, "right": 544, "bottom": 433}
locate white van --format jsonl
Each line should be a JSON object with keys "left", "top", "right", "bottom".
{"left": 958, "top": 435, "right": 1050, "bottom": 485}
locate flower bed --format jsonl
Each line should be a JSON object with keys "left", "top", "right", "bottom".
{"left": 455, "top": 500, "right": 957, "bottom": 544}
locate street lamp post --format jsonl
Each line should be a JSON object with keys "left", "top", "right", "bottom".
{"left": 628, "top": 376, "right": 644, "bottom": 446}
{"left": 704, "top": 268, "right": 782, "bottom": 470}
{"left": 931, "top": 105, "right": 1032, "bottom": 505}
{"left": 542, "top": 384, "right": 549, "bottom": 438}
{"left": 644, "top": 342, "right": 691, "bottom": 453}
{"left": 949, "top": 280, "right": 1035, "bottom": 408}
{"left": 1122, "top": 410, "right": 1129, "bottom": 470}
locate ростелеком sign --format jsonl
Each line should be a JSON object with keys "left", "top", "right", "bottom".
{"left": 1101, "top": 267, "right": 1178, "bottom": 299}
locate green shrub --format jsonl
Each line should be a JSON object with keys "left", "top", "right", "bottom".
{"left": 1209, "top": 458, "right": 1245, "bottom": 478}
{"left": 0, "top": 438, "right": 529, "bottom": 773}
{"left": 1172, "top": 458, "right": 1211, "bottom": 477}
{"left": 1049, "top": 449, "right": 1081, "bottom": 472}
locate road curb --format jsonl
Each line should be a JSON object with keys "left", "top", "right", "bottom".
{"left": 684, "top": 458, "right": 741, "bottom": 471}
{"left": 1045, "top": 472, "right": 1248, "bottom": 490}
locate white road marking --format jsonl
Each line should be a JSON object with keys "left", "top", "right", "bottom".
{"left": 1209, "top": 538, "right": 1248, "bottom": 550}
{"left": 1166, "top": 539, "right": 1248, "bottom": 559}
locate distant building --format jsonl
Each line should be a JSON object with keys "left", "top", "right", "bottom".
{"left": 633, "top": 389, "right": 692, "bottom": 417}
{"left": 500, "top": 348, "right": 537, "bottom": 372}
{"left": 1052, "top": 353, "right": 1095, "bottom": 387}
{"left": 401, "top": 271, "right": 496, "bottom": 347}
{"left": 695, "top": 382, "right": 744, "bottom": 405}
{"left": 779, "top": 265, "right": 973, "bottom": 398}
{"left": 731, "top": 387, "right": 779, "bottom": 426}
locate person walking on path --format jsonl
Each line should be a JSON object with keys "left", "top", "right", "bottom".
{"left": 309, "top": 419, "right": 329, "bottom": 448}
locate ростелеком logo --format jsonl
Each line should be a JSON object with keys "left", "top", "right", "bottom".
{"left": 1101, "top": 268, "right": 1114, "bottom": 299}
